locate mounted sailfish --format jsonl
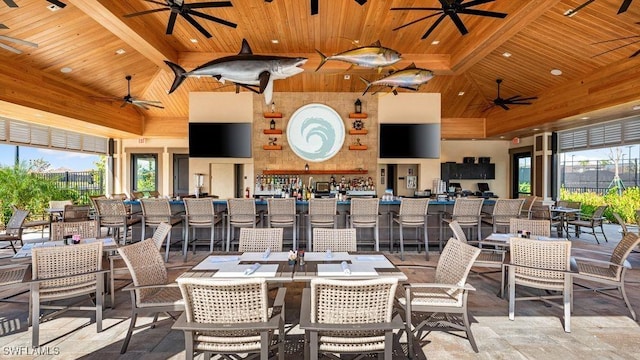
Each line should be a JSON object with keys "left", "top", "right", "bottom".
{"left": 165, "top": 39, "right": 307, "bottom": 104}
{"left": 315, "top": 41, "right": 402, "bottom": 72}
{"left": 360, "top": 63, "right": 434, "bottom": 95}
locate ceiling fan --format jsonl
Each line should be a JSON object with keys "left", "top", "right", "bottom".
{"left": 0, "top": 24, "right": 38, "bottom": 54}
{"left": 91, "top": 75, "right": 164, "bottom": 110}
{"left": 564, "top": 0, "right": 633, "bottom": 16}
{"left": 123, "top": 0, "right": 236, "bottom": 38}
{"left": 391, "top": 0, "right": 507, "bottom": 40}
{"left": 489, "top": 79, "right": 537, "bottom": 111}
{"left": 2, "top": 0, "right": 66, "bottom": 8}
{"left": 264, "top": 0, "right": 367, "bottom": 16}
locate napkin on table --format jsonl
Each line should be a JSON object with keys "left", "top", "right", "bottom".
{"left": 340, "top": 261, "right": 351, "bottom": 275}
{"left": 209, "top": 256, "right": 240, "bottom": 263}
{"left": 262, "top": 247, "right": 271, "bottom": 259}
{"left": 244, "top": 263, "right": 261, "bottom": 275}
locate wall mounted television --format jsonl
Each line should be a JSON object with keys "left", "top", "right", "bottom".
{"left": 379, "top": 123, "right": 441, "bottom": 159}
{"left": 189, "top": 122, "right": 252, "bottom": 158}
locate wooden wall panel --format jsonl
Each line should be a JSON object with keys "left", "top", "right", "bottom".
{"left": 441, "top": 118, "right": 486, "bottom": 139}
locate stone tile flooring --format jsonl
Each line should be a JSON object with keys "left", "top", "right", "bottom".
{"left": 0, "top": 225, "right": 639, "bottom": 359}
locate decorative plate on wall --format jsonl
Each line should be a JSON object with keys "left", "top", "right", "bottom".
{"left": 287, "top": 103, "right": 345, "bottom": 162}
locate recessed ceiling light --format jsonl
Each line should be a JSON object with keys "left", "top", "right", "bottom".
{"left": 431, "top": 40, "right": 440, "bottom": 45}
{"left": 499, "top": 136, "right": 505, "bottom": 139}
{"left": 190, "top": 38, "right": 198, "bottom": 43}
{"left": 533, "top": 128, "right": 540, "bottom": 131}
{"left": 633, "top": 105, "right": 640, "bottom": 111}
{"left": 353, "top": 40, "right": 360, "bottom": 44}
{"left": 47, "top": 4, "right": 61, "bottom": 11}
{"left": 344, "top": 74, "right": 351, "bottom": 80}
{"left": 60, "top": 67, "right": 72, "bottom": 73}
{"left": 580, "top": 116, "right": 590, "bottom": 120}
{"left": 458, "top": 91, "right": 465, "bottom": 96}
{"left": 502, "top": 52, "right": 512, "bottom": 58}
{"left": 115, "top": 48, "right": 126, "bottom": 55}
{"left": 550, "top": 69, "right": 563, "bottom": 76}
{"left": 271, "top": 39, "right": 279, "bottom": 44}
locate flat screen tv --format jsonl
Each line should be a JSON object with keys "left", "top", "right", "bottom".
{"left": 379, "top": 123, "right": 441, "bottom": 158}
{"left": 189, "top": 122, "right": 252, "bottom": 158}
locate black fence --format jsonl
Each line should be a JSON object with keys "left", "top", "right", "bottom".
{"left": 35, "top": 170, "right": 104, "bottom": 204}
{"left": 560, "top": 158, "right": 637, "bottom": 194}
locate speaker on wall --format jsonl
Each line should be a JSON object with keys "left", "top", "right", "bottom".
{"left": 108, "top": 138, "right": 115, "bottom": 156}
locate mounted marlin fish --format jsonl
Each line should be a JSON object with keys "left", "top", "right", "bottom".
{"left": 360, "top": 63, "right": 434, "bottom": 95}
{"left": 165, "top": 39, "right": 307, "bottom": 104}
{"left": 315, "top": 40, "right": 402, "bottom": 72}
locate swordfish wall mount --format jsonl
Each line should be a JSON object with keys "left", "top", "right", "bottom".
{"left": 165, "top": 38, "right": 307, "bottom": 104}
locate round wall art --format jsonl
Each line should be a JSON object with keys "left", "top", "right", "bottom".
{"left": 287, "top": 103, "right": 345, "bottom": 162}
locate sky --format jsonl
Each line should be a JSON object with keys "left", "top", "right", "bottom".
{"left": 0, "top": 144, "right": 100, "bottom": 171}
{"left": 562, "top": 145, "right": 640, "bottom": 163}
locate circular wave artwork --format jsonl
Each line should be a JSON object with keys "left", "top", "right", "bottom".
{"left": 287, "top": 104, "right": 345, "bottom": 162}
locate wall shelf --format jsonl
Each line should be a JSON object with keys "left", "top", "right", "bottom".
{"left": 349, "top": 113, "right": 368, "bottom": 119}
{"left": 263, "top": 145, "right": 282, "bottom": 150}
{"left": 263, "top": 129, "right": 283, "bottom": 134}
{"left": 263, "top": 112, "right": 283, "bottom": 118}
{"left": 349, "top": 129, "right": 368, "bottom": 135}
{"left": 349, "top": 145, "right": 368, "bottom": 150}
{"left": 263, "top": 169, "right": 368, "bottom": 175}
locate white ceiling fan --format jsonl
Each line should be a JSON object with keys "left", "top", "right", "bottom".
{"left": 0, "top": 24, "right": 38, "bottom": 54}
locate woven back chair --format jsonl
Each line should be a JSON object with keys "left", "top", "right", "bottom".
{"left": 30, "top": 241, "right": 104, "bottom": 347}
{"left": 117, "top": 238, "right": 184, "bottom": 353}
{"left": 174, "top": 277, "right": 286, "bottom": 360}
{"left": 520, "top": 195, "right": 537, "bottom": 218}
{"left": 0, "top": 263, "right": 29, "bottom": 303}
{"left": 509, "top": 218, "right": 551, "bottom": 237}
{"left": 300, "top": 277, "right": 401, "bottom": 360}
{"left": 485, "top": 198, "right": 525, "bottom": 233}
{"left": 184, "top": 198, "right": 218, "bottom": 260}
{"left": 567, "top": 204, "right": 609, "bottom": 244}
{"left": 530, "top": 203, "right": 562, "bottom": 235}
{"left": 440, "top": 198, "right": 484, "bottom": 251}
{"left": 306, "top": 198, "right": 338, "bottom": 251}
{"left": 348, "top": 198, "right": 380, "bottom": 251}
{"left": 95, "top": 198, "right": 140, "bottom": 244}
{"left": 48, "top": 200, "right": 73, "bottom": 222}
{"left": 239, "top": 228, "right": 284, "bottom": 252}
{"left": 392, "top": 198, "right": 430, "bottom": 260}
{"left": 312, "top": 228, "right": 356, "bottom": 252}
{"left": 0, "top": 207, "right": 28, "bottom": 253}
{"left": 149, "top": 190, "right": 161, "bottom": 198}
{"left": 62, "top": 204, "right": 91, "bottom": 222}
{"left": 50, "top": 220, "right": 99, "bottom": 241}
{"left": 397, "top": 238, "right": 481, "bottom": 355}
{"left": 111, "top": 193, "right": 128, "bottom": 200}
{"left": 573, "top": 232, "right": 640, "bottom": 320}
{"left": 131, "top": 191, "right": 145, "bottom": 200}
{"left": 140, "top": 198, "right": 182, "bottom": 242}
{"left": 612, "top": 212, "right": 638, "bottom": 237}
{"left": 226, "top": 198, "right": 259, "bottom": 252}
{"left": 508, "top": 237, "right": 572, "bottom": 332}
{"left": 267, "top": 198, "right": 297, "bottom": 249}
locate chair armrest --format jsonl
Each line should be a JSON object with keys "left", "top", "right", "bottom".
{"left": 121, "top": 282, "right": 179, "bottom": 292}
{"left": 505, "top": 263, "right": 574, "bottom": 275}
{"left": 404, "top": 283, "right": 476, "bottom": 291}
{"left": 172, "top": 312, "right": 282, "bottom": 332}
{"left": 29, "top": 269, "right": 109, "bottom": 284}
{"left": 571, "top": 256, "right": 629, "bottom": 269}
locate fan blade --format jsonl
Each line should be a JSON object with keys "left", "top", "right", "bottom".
{"left": 390, "top": 7, "right": 443, "bottom": 11}
{"left": 0, "top": 35, "right": 38, "bottom": 48}
{"left": 592, "top": 39, "right": 640, "bottom": 58}
{"left": 134, "top": 103, "right": 150, "bottom": 110}
{"left": 618, "top": 0, "right": 633, "bottom": 14}
{"left": 189, "top": 9, "right": 237, "bottom": 28}
{"left": 392, "top": 12, "right": 443, "bottom": 31}
{"left": 144, "top": 0, "right": 169, "bottom": 6}
{"left": 311, "top": 0, "right": 318, "bottom": 15}
{"left": 462, "top": 0, "right": 495, "bottom": 7}
{"left": 4, "top": 0, "right": 18, "bottom": 7}
{"left": 0, "top": 42, "right": 21, "bottom": 54}
{"left": 592, "top": 35, "right": 640, "bottom": 45}
{"left": 513, "top": 96, "right": 538, "bottom": 101}
{"left": 47, "top": 0, "right": 66, "bottom": 8}
{"left": 0, "top": 24, "right": 8, "bottom": 29}
{"left": 507, "top": 101, "right": 534, "bottom": 105}
{"left": 449, "top": 12, "right": 468, "bottom": 35}
{"left": 630, "top": 48, "right": 640, "bottom": 58}
{"left": 120, "top": 101, "right": 128, "bottom": 108}
{"left": 504, "top": 95, "right": 522, "bottom": 101}
{"left": 354, "top": 0, "right": 367, "bottom": 5}
{"left": 181, "top": 12, "right": 213, "bottom": 38}
{"left": 133, "top": 99, "right": 164, "bottom": 108}
{"left": 166, "top": 11, "right": 178, "bottom": 35}
{"left": 186, "top": 1, "right": 233, "bottom": 9}
{"left": 499, "top": 103, "right": 510, "bottom": 110}
{"left": 124, "top": 8, "right": 170, "bottom": 18}
{"left": 458, "top": 8, "right": 508, "bottom": 18}
{"left": 421, "top": 14, "right": 447, "bottom": 39}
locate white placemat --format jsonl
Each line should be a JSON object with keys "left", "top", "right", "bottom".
{"left": 191, "top": 256, "right": 241, "bottom": 270}
{"left": 240, "top": 252, "right": 290, "bottom": 262}
{"left": 485, "top": 233, "right": 512, "bottom": 242}
{"left": 317, "top": 263, "right": 378, "bottom": 277}
{"left": 350, "top": 255, "right": 396, "bottom": 269}
{"left": 304, "top": 251, "right": 351, "bottom": 262}
{"left": 212, "top": 263, "right": 279, "bottom": 278}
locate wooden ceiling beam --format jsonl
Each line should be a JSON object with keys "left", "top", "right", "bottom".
{"left": 68, "top": 0, "right": 178, "bottom": 66}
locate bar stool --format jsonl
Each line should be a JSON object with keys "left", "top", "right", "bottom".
{"left": 306, "top": 198, "right": 338, "bottom": 251}
{"left": 266, "top": 198, "right": 297, "bottom": 250}
{"left": 226, "top": 198, "right": 260, "bottom": 252}
{"left": 183, "top": 198, "right": 219, "bottom": 259}
{"left": 440, "top": 198, "right": 484, "bottom": 251}
{"left": 347, "top": 198, "right": 380, "bottom": 251}
{"left": 391, "top": 198, "right": 430, "bottom": 260}
{"left": 94, "top": 199, "right": 140, "bottom": 245}
{"left": 140, "top": 198, "right": 183, "bottom": 244}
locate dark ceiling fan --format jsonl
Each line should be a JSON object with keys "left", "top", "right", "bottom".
{"left": 564, "top": 0, "right": 633, "bottom": 16}
{"left": 264, "top": 0, "right": 367, "bottom": 16}
{"left": 591, "top": 29, "right": 640, "bottom": 58}
{"left": 0, "top": 23, "right": 38, "bottom": 54}
{"left": 124, "top": 0, "right": 236, "bottom": 38}
{"left": 91, "top": 75, "right": 164, "bottom": 110}
{"left": 2, "top": 0, "right": 66, "bottom": 8}
{"left": 489, "top": 79, "right": 537, "bottom": 111}
{"left": 391, "top": 0, "right": 507, "bottom": 40}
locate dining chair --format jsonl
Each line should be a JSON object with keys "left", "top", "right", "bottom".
{"left": 266, "top": 198, "right": 297, "bottom": 250}
{"left": 140, "top": 198, "right": 183, "bottom": 244}
{"left": 440, "top": 198, "right": 484, "bottom": 250}
{"left": 0, "top": 263, "right": 29, "bottom": 304}
{"left": 226, "top": 198, "right": 260, "bottom": 252}
{"left": 397, "top": 238, "right": 481, "bottom": 355}
{"left": 299, "top": 277, "right": 402, "bottom": 360}
{"left": 306, "top": 198, "right": 338, "bottom": 251}
{"left": 519, "top": 195, "right": 537, "bottom": 218}
{"left": 30, "top": 241, "right": 105, "bottom": 347}
{"left": 174, "top": 277, "right": 286, "bottom": 360}
{"left": 238, "top": 227, "right": 283, "bottom": 252}
{"left": 311, "top": 228, "right": 356, "bottom": 252}
{"left": 508, "top": 237, "right": 572, "bottom": 332}
{"left": 347, "top": 198, "right": 380, "bottom": 251}
{"left": 0, "top": 207, "right": 28, "bottom": 253}
{"left": 131, "top": 191, "right": 145, "bottom": 200}
{"left": 573, "top": 232, "right": 640, "bottom": 320}
{"left": 612, "top": 212, "right": 639, "bottom": 237}
{"left": 50, "top": 220, "right": 99, "bottom": 241}
{"left": 482, "top": 198, "right": 524, "bottom": 233}
{"left": 530, "top": 203, "right": 562, "bottom": 236}
{"left": 391, "top": 198, "right": 430, "bottom": 260}
{"left": 94, "top": 198, "right": 140, "bottom": 245}
{"left": 509, "top": 218, "right": 551, "bottom": 237}
{"left": 62, "top": 204, "right": 91, "bottom": 222}
{"left": 48, "top": 200, "right": 73, "bottom": 222}
{"left": 567, "top": 204, "right": 609, "bottom": 243}
{"left": 117, "top": 238, "right": 185, "bottom": 354}
{"left": 183, "top": 198, "right": 219, "bottom": 260}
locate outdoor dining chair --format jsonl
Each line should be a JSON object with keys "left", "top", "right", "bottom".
{"left": 440, "top": 198, "right": 484, "bottom": 250}
{"left": 567, "top": 204, "right": 609, "bottom": 243}
{"left": 311, "top": 228, "right": 356, "bottom": 252}
{"left": 347, "top": 198, "right": 380, "bottom": 251}
{"left": 306, "top": 198, "right": 338, "bottom": 251}
{"left": 391, "top": 197, "right": 430, "bottom": 260}
{"left": 226, "top": 198, "right": 260, "bottom": 252}
{"left": 482, "top": 198, "right": 524, "bottom": 233}
{"left": 266, "top": 198, "right": 297, "bottom": 250}
{"left": 238, "top": 227, "right": 283, "bottom": 252}
{"left": 50, "top": 220, "right": 98, "bottom": 241}
{"left": 0, "top": 207, "right": 28, "bottom": 253}
{"left": 183, "top": 198, "right": 219, "bottom": 260}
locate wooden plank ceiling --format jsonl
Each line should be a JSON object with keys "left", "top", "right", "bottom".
{"left": 1, "top": 0, "right": 640, "bottom": 139}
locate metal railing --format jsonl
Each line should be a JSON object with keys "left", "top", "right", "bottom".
{"left": 35, "top": 170, "right": 104, "bottom": 204}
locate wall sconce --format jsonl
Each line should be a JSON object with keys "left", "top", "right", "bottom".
{"left": 305, "top": 163, "right": 309, "bottom": 172}
{"left": 354, "top": 98, "right": 362, "bottom": 114}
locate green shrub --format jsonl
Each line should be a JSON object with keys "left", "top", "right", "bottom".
{"left": 560, "top": 186, "right": 640, "bottom": 223}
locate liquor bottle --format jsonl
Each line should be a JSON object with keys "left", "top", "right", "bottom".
{"left": 270, "top": 119, "right": 276, "bottom": 130}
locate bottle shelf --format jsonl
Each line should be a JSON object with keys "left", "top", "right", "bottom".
{"left": 349, "top": 145, "right": 368, "bottom": 150}
{"left": 348, "top": 129, "right": 368, "bottom": 135}
{"left": 349, "top": 113, "right": 368, "bottom": 119}
{"left": 263, "top": 112, "right": 283, "bottom": 118}
{"left": 263, "top": 129, "right": 283, "bottom": 134}
{"left": 263, "top": 169, "right": 368, "bottom": 175}
{"left": 263, "top": 145, "right": 282, "bottom": 150}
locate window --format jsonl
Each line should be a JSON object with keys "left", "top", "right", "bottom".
{"left": 131, "top": 154, "right": 157, "bottom": 192}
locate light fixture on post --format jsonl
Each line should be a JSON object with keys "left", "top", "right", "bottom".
{"left": 354, "top": 98, "right": 362, "bottom": 114}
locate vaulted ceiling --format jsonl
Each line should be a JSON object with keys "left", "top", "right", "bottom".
{"left": 1, "top": 0, "right": 640, "bottom": 140}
